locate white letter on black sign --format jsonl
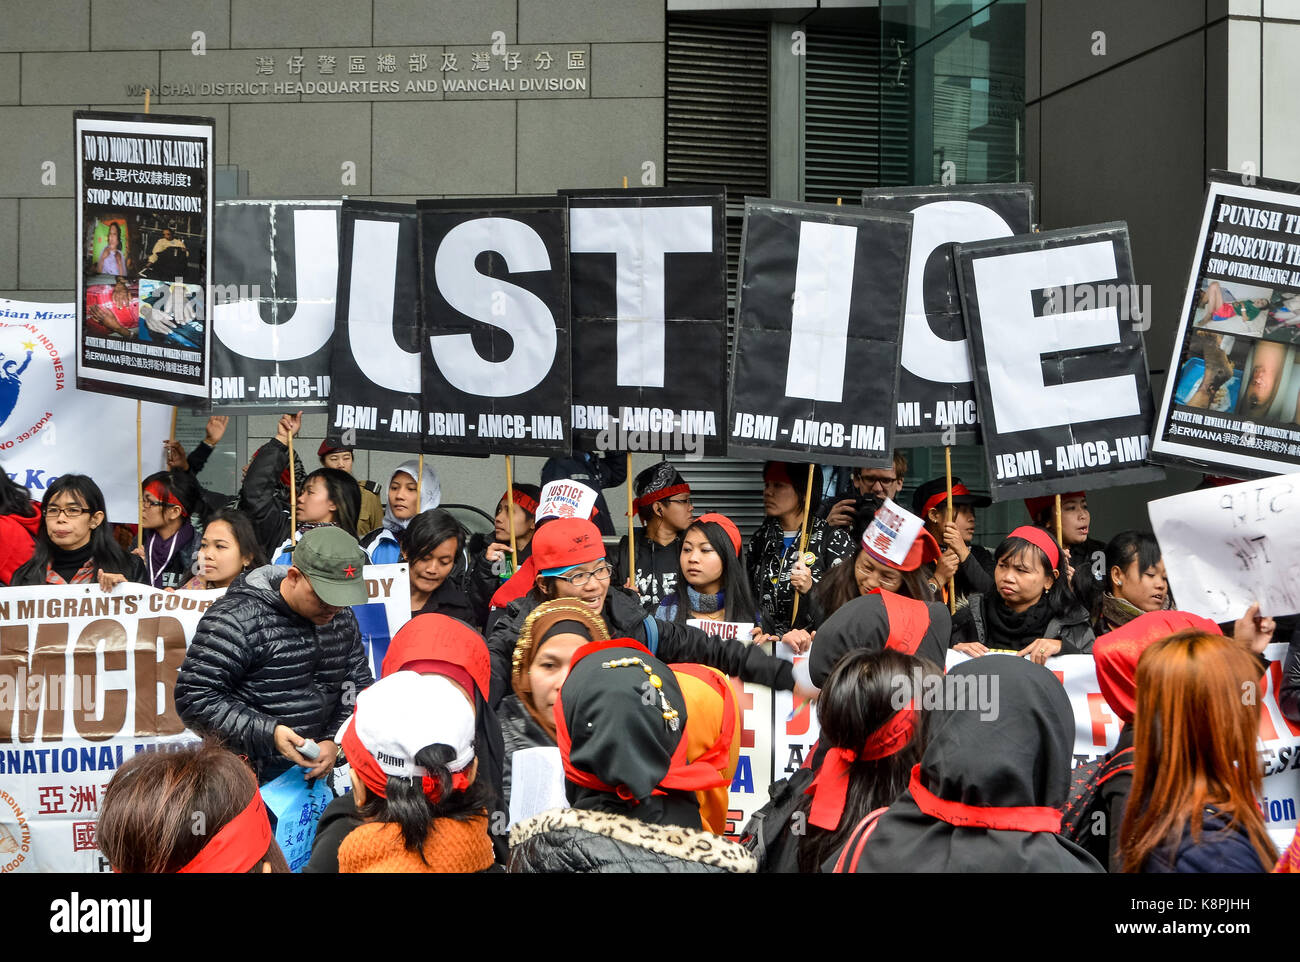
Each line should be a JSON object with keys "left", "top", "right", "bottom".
{"left": 348, "top": 219, "right": 419, "bottom": 392}
{"left": 213, "top": 208, "right": 337, "bottom": 359}
{"left": 430, "top": 217, "right": 556, "bottom": 397}
{"left": 972, "top": 241, "right": 1140, "bottom": 433}
{"left": 901, "top": 200, "right": 1013, "bottom": 384}
{"left": 786, "top": 221, "right": 856, "bottom": 402}
{"left": 570, "top": 206, "right": 712, "bottom": 389}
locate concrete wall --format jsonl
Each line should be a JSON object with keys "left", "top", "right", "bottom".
{"left": 1, "top": 0, "right": 665, "bottom": 518}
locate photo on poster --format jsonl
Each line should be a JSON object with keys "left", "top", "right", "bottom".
{"left": 1152, "top": 172, "right": 1300, "bottom": 475}
{"left": 74, "top": 111, "right": 214, "bottom": 406}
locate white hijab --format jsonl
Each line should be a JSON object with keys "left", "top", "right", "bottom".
{"left": 382, "top": 458, "right": 441, "bottom": 533}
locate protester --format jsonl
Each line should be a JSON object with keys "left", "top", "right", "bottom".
{"left": 821, "top": 453, "right": 908, "bottom": 530}
{"left": 616, "top": 461, "right": 694, "bottom": 611}
{"left": 913, "top": 476, "right": 994, "bottom": 606}
{"left": 317, "top": 435, "right": 384, "bottom": 538}
{"left": 750, "top": 461, "right": 855, "bottom": 635}
{"left": 11, "top": 474, "right": 146, "bottom": 590}
{"left": 671, "top": 662, "right": 742, "bottom": 837}
{"left": 265, "top": 467, "right": 361, "bottom": 564}
{"left": 487, "top": 517, "right": 802, "bottom": 709}
{"left": 844, "top": 656, "right": 1103, "bottom": 872}
{"left": 500, "top": 599, "right": 611, "bottom": 814}
{"left": 163, "top": 414, "right": 232, "bottom": 514}
{"left": 1120, "top": 630, "right": 1277, "bottom": 873}
{"left": 98, "top": 740, "right": 288, "bottom": 873}
{"left": 656, "top": 513, "right": 762, "bottom": 627}
{"left": 1094, "top": 530, "right": 1169, "bottom": 635}
{"left": 798, "top": 649, "right": 936, "bottom": 872}
{"left": 181, "top": 508, "right": 268, "bottom": 590}
{"left": 541, "top": 442, "right": 624, "bottom": 537}
{"left": 467, "top": 484, "right": 541, "bottom": 626}
{"left": 1026, "top": 491, "right": 1107, "bottom": 608}
{"left": 951, "top": 526, "right": 1094, "bottom": 662}
{"left": 402, "top": 508, "right": 476, "bottom": 624}
{"left": 174, "top": 526, "right": 374, "bottom": 784}
{"left": 136, "top": 469, "right": 203, "bottom": 589}
{"left": 508, "top": 641, "right": 755, "bottom": 873}
{"left": 237, "top": 410, "right": 307, "bottom": 557}
{"left": 329, "top": 671, "right": 497, "bottom": 873}
{"left": 361, "top": 458, "right": 441, "bottom": 564}
{"left": 0, "top": 469, "right": 40, "bottom": 585}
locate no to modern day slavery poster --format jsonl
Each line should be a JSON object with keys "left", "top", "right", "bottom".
{"left": 74, "top": 111, "right": 215, "bottom": 407}
{"left": 1153, "top": 173, "right": 1300, "bottom": 477}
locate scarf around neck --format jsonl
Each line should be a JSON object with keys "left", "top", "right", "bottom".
{"left": 984, "top": 593, "right": 1054, "bottom": 647}
{"left": 686, "top": 585, "right": 723, "bottom": 615}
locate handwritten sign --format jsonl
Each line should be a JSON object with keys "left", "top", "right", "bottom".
{"left": 1148, "top": 473, "right": 1300, "bottom": 621}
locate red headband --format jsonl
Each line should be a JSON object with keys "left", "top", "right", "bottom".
{"left": 695, "top": 513, "right": 741, "bottom": 557}
{"left": 144, "top": 481, "right": 186, "bottom": 515}
{"left": 633, "top": 483, "right": 690, "bottom": 513}
{"left": 342, "top": 716, "right": 470, "bottom": 803}
{"left": 670, "top": 663, "right": 739, "bottom": 776}
{"left": 176, "top": 791, "right": 274, "bottom": 874}
{"left": 1007, "top": 525, "right": 1061, "bottom": 571}
{"left": 920, "top": 482, "right": 972, "bottom": 520}
{"left": 500, "top": 488, "right": 540, "bottom": 518}
{"left": 907, "top": 765, "right": 1062, "bottom": 833}
{"left": 805, "top": 703, "right": 917, "bottom": 831}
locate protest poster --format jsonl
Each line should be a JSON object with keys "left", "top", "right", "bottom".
{"left": 728, "top": 199, "right": 911, "bottom": 466}
{"left": 1148, "top": 472, "right": 1300, "bottom": 621}
{"left": 1151, "top": 172, "right": 1300, "bottom": 477}
{"left": 74, "top": 111, "right": 214, "bottom": 407}
{"left": 0, "top": 299, "right": 170, "bottom": 519}
{"left": 210, "top": 200, "right": 340, "bottom": 410}
{"left": 418, "top": 198, "right": 571, "bottom": 457}
{"left": 946, "top": 649, "right": 1300, "bottom": 850}
{"left": 329, "top": 202, "right": 424, "bottom": 453}
{"left": 954, "top": 223, "right": 1164, "bottom": 500}
{"left": 0, "top": 566, "right": 407, "bottom": 873}
{"left": 861, "top": 184, "right": 1033, "bottom": 443}
{"left": 565, "top": 188, "right": 728, "bottom": 458}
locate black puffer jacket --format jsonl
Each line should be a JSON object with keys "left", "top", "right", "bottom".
{"left": 174, "top": 565, "right": 374, "bottom": 783}
{"left": 508, "top": 808, "right": 757, "bottom": 873}
{"left": 237, "top": 438, "right": 305, "bottom": 558}
{"left": 485, "top": 585, "right": 795, "bottom": 708}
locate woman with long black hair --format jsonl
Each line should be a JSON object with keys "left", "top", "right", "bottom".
{"left": 268, "top": 467, "right": 361, "bottom": 565}
{"left": 1094, "top": 530, "right": 1169, "bottom": 635}
{"left": 656, "top": 513, "right": 761, "bottom": 627}
{"left": 401, "top": 508, "right": 475, "bottom": 624}
{"left": 136, "top": 469, "right": 204, "bottom": 589}
{"left": 951, "top": 525, "right": 1094, "bottom": 663}
{"left": 0, "top": 469, "right": 40, "bottom": 585}
{"left": 11, "top": 474, "right": 145, "bottom": 589}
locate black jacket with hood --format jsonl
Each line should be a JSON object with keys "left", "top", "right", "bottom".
{"left": 174, "top": 565, "right": 374, "bottom": 783}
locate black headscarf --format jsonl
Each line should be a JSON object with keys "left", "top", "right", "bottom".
{"left": 809, "top": 592, "right": 952, "bottom": 688}
{"left": 556, "top": 641, "right": 726, "bottom": 830}
{"left": 848, "top": 655, "right": 1103, "bottom": 872}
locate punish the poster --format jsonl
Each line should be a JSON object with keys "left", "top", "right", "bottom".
{"left": 74, "top": 111, "right": 214, "bottom": 407}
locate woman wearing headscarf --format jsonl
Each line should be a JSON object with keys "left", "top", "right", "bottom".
{"left": 838, "top": 655, "right": 1102, "bottom": 872}
{"left": 500, "top": 599, "right": 611, "bottom": 814}
{"left": 361, "top": 458, "right": 441, "bottom": 565}
{"left": 670, "top": 662, "right": 742, "bottom": 836}
{"left": 508, "top": 640, "right": 756, "bottom": 873}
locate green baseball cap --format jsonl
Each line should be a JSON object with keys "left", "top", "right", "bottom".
{"left": 291, "top": 526, "right": 368, "bottom": 607}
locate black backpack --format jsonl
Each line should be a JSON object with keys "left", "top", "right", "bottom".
{"left": 1061, "top": 746, "right": 1134, "bottom": 865}
{"left": 738, "top": 767, "right": 816, "bottom": 873}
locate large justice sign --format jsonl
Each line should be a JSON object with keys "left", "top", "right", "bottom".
{"left": 728, "top": 199, "right": 912, "bottom": 466}
{"left": 861, "top": 184, "right": 1033, "bottom": 443}
{"left": 955, "top": 223, "right": 1163, "bottom": 500}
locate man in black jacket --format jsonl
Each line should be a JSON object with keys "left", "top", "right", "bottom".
{"left": 175, "top": 527, "right": 374, "bottom": 784}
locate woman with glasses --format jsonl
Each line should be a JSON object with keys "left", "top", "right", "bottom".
{"left": 135, "top": 469, "right": 203, "bottom": 589}
{"left": 11, "top": 474, "right": 145, "bottom": 590}
{"left": 485, "top": 517, "right": 810, "bottom": 709}
{"left": 614, "top": 462, "right": 695, "bottom": 613}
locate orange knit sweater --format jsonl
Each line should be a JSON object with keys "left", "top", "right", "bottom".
{"left": 338, "top": 816, "right": 496, "bottom": 873}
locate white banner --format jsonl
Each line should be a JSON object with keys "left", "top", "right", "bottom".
{"left": 0, "top": 299, "right": 171, "bottom": 520}
{"left": 0, "top": 565, "right": 408, "bottom": 873}
{"left": 947, "top": 649, "right": 1300, "bottom": 850}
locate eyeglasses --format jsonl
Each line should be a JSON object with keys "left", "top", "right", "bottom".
{"left": 142, "top": 495, "right": 167, "bottom": 510}
{"left": 856, "top": 475, "right": 899, "bottom": 488}
{"left": 47, "top": 505, "right": 88, "bottom": 519}
{"left": 664, "top": 497, "right": 693, "bottom": 507}
{"left": 553, "top": 563, "right": 614, "bottom": 587}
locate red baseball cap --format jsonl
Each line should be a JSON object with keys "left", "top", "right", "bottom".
{"left": 533, "top": 518, "right": 606, "bottom": 575}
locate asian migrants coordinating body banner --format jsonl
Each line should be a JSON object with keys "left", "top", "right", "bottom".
{"left": 1151, "top": 172, "right": 1300, "bottom": 476}
{"left": 210, "top": 200, "right": 341, "bottom": 410}
{"left": 565, "top": 188, "right": 729, "bottom": 458}
{"left": 74, "top": 111, "right": 214, "bottom": 407}
{"left": 861, "top": 184, "right": 1034, "bottom": 444}
{"left": 418, "top": 198, "right": 571, "bottom": 456}
{"left": 728, "top": 199, "right": 912, "bottom": 466}
{"left": 954, "top": 223, "right": 1164, "bottom": 500}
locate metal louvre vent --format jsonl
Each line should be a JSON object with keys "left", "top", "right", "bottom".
{"left": 676, "top": 457, "right": 767, "bottom": 539}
